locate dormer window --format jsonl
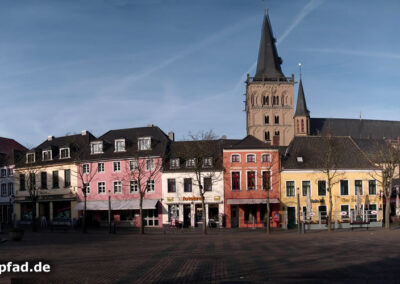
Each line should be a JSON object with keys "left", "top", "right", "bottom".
{"left": 42, "top": 150, "right": 52, "bottom": 161}
{"left": 186, "top": 158, "right": 196, "bottom": 168}
{"left": 170, "top": 158, "right": 180, "bottom": 169}
{"left": 203, "top": 157, "right": 213, "bottom": 168}
{"left": 91, "top": 142, "right": 103, "bottom": 154}
{"left": 26, "top": 153, "right": 35, "bottom": 163}
{"left": 59, "top": 148, "right": 70, "bottom": 159}
{"left": 138, "top": 137, "right": 151, "bottom": 151}
{"left": 115, "top": 139, "right": 126, "bottom": 152}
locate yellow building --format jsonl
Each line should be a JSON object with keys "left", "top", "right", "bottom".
{"left": 280, "top": 136, "right": 383, "bottom": 229}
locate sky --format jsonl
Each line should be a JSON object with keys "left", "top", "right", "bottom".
{"left": 1, "top": 0, "right": 400, "bottom": 147}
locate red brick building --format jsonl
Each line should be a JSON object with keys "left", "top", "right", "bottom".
{"left": 223, "top": 136, "right": 281, "bottom": 228}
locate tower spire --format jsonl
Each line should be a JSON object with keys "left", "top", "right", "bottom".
{"left": 254, "top": 11, "right": 286, "bottom": 81}
{"left": 294, "top": 78, "right": 310, "bottom": 117}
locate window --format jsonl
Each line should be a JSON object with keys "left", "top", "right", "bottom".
{"left": 265, "top": 131, "right": 270, "bottom": 141}
{"left": 369, "top": 180, "right": 377, "bottom": 195}
{"left": 232, "top": 172, "right": 240, "bottom": 190}
{"left": 340, "top": 180, "right": 349, "bottom": 196}
{"left": 262, "top": 171, "right": 271, "bottom": 190}
{"left": 98, "top": 182, "right": 106, "bottom": 194}
{"left": 115, "top": 139, "right": 126, "bottom": 152}
{"left": 244, "top": 205, "right": 257, "bottom": 222}
{"left": 319, "top": 205, "right": 327, "bottom": 219}
{"left": 274, "top": 116, "right": 279, "bottom": 124}
{"left": 64, "top": 169, "right": 71, "bottom": 187}
{"left": 98, "top": 162, "right": 105, "bottom": 173}
{"left": 286, "top": 181, "right": 295, "bottom": 197}
{"left": 341, "top": 205, "right": 349, "bottom": 219}
{"left": 203, "top": 157, "right": 213, "bottom": 168}
{"left": 82, "top": 164, "right": 90, "bottom": 174}
{"left": 302, "top": 181, "right": 310, "bottom": 197}
{"left": 130, "top": 180, "right": 138, "bottom": 193}
{"left": 113, "top": 161, "right": 121, "bottom": 172}
{"left": 1, "top": 184, "right": 6, "bottom": 196}
{"left": 204, "top": 177, "right": 212, "bottom": 192}
{"left": 0, "top": 169, "right": 6, "bottom": 177}
{"left": 59, "top": 148, "right": 70, "bottom": 159}
{"left": 138, "top": 137, "right": 151, "bottom": 151}
{"left": 20, "top": 174, "right": 26, "bottom": 191}
{"left": 146, "top": 159, "right": 155, "bottom": 171}
{"left": 261, "top": 154, "right": 271, "bottom": 163}
{"left": 113, "top": 181, "right": 122, "bottom": 194}
{"left": 170, "top": 158, "right": 180, "bottom": 169}
{"left": 146, "top": 179, "right": 155, "bottom": 192}
{"left": 168, "top": 205, "right": 179, "bottom": 222}
{"left": 231, "top": 154, "right": 240, "bottom": 163}
{"left": 52, "top": 171, "right": 59, "bottom": 188}
{"left": 8, "top": 183, "right": 13, "bottom": 196}
{"left": 42, "top": 150, "right": 52, "bottom": 161}
{"left": 41, "top": 172, "right": 47, "bottom": 189}
{"left": 91, "top": 142, "right": 103, "bottom": 154}
{"left": 355, "top": 180, "right": 363, "bottom": 195}
{"left": 184, "top": 178, "right": 192, "bottom": 192}
{"left": 186, "top": 159, "right": 196, "bottom": 168}
{"left": 262, "top": 96, "right": 266, "bottom": 105}
{"left": 83, "top": 183, "right": 90, "bottom": 195}
{"left": 296, "top": 120, "right": 300, "bottom": 133}
{"left": 246, "top": 154, "right": 255, "bottom": 163}
{"left": 26, "top": 153, "right": 35, "bottom": 163}
{"left": 301, "top": 119, "right": 304, "bottom": 132}
{"left": 274, "top": 131, "right": 280, "bottom": 136}
{"left": 167, "top": 179, "right": 176, "bottom": 193}
{"left": 129, "top": 160, "right": 138, "bottom": 171}
{"left": 7, "top": 168, "right": 12, "bottom": 176}
{"left": 29, "top": 173, "right": 36, "bottom": 190}
{"left": 247, "top": 171, "right": 256, "bottom": 190}
{"left": 367, "top": 204, "right": 377, "bottom": 221}
{"left": 265, "top": 116, "right": 269, "bottom": 124}
{"left": 318, "top": 180, "right": 326, "bottom": 196}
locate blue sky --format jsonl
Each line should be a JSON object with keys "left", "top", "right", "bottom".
{"left": 1, "top": 0, "right": 400, "bottom": 147}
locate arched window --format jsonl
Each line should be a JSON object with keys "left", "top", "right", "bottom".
{"left": 281, "top": 96, "right": 284, "bottom": 106}
{"left": 265, "top": 131, "right": 270, "bottom": 141}
{"left": 276, "top": 96, "right": 279, "bottom": 106}
{"left": 265, "top": 115, "right": 269, "bottom": 125}
{"left": 275, "top": 131, "right": 280, "bottom": 136}
{"left": 274, "top": 116, "right": 279, "bottom": 124}
{"left": 296, "top": 120, "right": 299, "bottom": 133}
{"left": 262, "top": 96, "right": 266, "bottom": 105}
{"left": 301, "top": 119, "right": 304, "bottom": 133}
{"left": 272, "top": 96, "right": 275, "bottom": 105}
{"left": 266, "top": 96, "right": 269, "bottom": 105}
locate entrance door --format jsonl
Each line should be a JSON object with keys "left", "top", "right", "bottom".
{"left": 39, "top": 202, "right": 50, "bottom": 220}
{"left": 231, "top": 205, "right": 239, "bottom": 228}
{"left": 183, "top": 205, "right": 191, "bottom": 227}
{"left": 287, "top": 207, "right": 296, "bottom": 229}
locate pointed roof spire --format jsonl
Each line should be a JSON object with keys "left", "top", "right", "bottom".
{"left": 254, "top": 11, "right": 286, "bottom": 81}
{"left": 294, "top": 79, "right": 310, "bottom": 117}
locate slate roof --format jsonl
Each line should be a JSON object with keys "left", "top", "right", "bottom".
{"left": 294, "top": 79, "right": 310, "bottom": 117}
{"left": 223, "top": 135, "right": 279, "bottom": 150}
{"left": 310, "top": 118, "right": 400, "bottom": 139}
{"left": 282, "top": 136, "right": 376, "bottom": 170}
{"left": 0, "top": 137, "right": 27, "bottom": 166}
{"left": 254, "top": 12, "right": 286, "bottom": 81}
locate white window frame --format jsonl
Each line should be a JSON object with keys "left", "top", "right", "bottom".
{"left": 90, "top": 141, "right": 103, "bottom": 154}
{"left": 130, "top": 180, "right": 138, "bottom": 193}
{"left": 83, "top": 183, "right": 90, "bottom": 195}
{"left": 97, "top": 162, "right": 105, "bottom": 173}
{"left": 8, "top": 183, "right": 14, "bottom": 196}
{"left": 82, "top": 164, "right": 90, "bottom": 175}
{"left": 262, "top": 170, "right": 272, "bottom": 191}
{"left": 113, "top": 180, "right": 122, "bottom": 194}
{"left": 129, "top": 159, "right": 138, "bottom": 171}
{"left": 246, "top": 154, "right": 256, "bottom": 163}
{"left": 246, "top": 170, "right": 257, "bottom": 191}
{"left": 354, "top": 180, "right": 363, "bottom": 195}
{"left": 138, "top": 137, "right": 151, "bottom": 151}
{"left": 186, "top": 158, "right": 196, "bottom": 168}
{"left": 368, "top": 179, "right": 377, "bottom": 195}
{"left": 146, "top": 159, "right": 155, "bottom": 171}
{"left": 59, "top": 147, "right": 70, "bottom": 159}
{"left": 98, "top": 181, "right": 106, "bottom": 195}
{"left": 231, "top": 154, "right": 240, "bottom": 163}
{"left": 114, "top": 139, "right": 126, "bottom": 152}
{"left": 42, "top": 150, "right": 52, "bottom": 161}
{"left": 339, "top": 179, "right": 349, "bottom": 196}
{"left": 261, "top": 154, "right": 271, "bottom": 163}
{"left": 317, "top": 180, "right": 327, "bottom": 197}
{"left": 286, "top": 180, "right": 296, "bottom": 197}
{"left": 26, "top": 153, "right": 35, "bottom": 163}
{"left": 340, "top": 204, "right": 350, "bottom": 220}
{"left": 146, "top": 179, "right": 155, "bottom": 192}
{"left": 230, "top": 170, "right": 241, "bottom": 191}
{"left": 301, "top": 180, "right": 311, "bottom": 197}
{"left": 203, "top": 157, "right": 213, "bottom": 168}
{"left": 170, "top": 158, "right": 180, "bottom": 169}
{"left": 113, "top": 161, "right": 121, "bottom": 172}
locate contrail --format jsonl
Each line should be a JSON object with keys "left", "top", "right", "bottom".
{"left": 301, "top": 47, "right": 400, "bottom": 60}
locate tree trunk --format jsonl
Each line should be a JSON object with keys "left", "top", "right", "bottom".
{"left": 201, "top": 194, "right": 207, "bottom": 235}
{"left": 385, "top": 192, "right": 391, "bottom": 230}
{"left": 266, "top": 190, "right": 271, "bottom": 235}
{"left": 32, "top": 199, "right": 37, "bottom": 232}
{"left": 139, "top": 195, "right": 144, "bottom": 234}
{"left": 82, "top": 193, "right": 87, "bottom": 233}
{"left": 328, "top": 188, "right": 333, "bottom": 232}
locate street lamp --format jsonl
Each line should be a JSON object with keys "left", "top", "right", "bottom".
{"left": 9, "top": 194, "right": 15, "bottom": 228}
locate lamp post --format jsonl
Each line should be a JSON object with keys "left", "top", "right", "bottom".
{"left": 108, "top": 190, "right": 111, "bottom": 233}
{"left": 9, "top": 194, "right": 15, "bottom": 229}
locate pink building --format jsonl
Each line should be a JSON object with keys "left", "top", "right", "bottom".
{"left": 75, "top": 126, "right": 170, "bottom": 228}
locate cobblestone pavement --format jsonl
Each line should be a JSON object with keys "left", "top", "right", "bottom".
{"left": 1, "top": 227, "right": 400, "bottom": 283}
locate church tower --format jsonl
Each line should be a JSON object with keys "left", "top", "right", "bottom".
{"left": 245, "top": 10, "right": 295, "bottom": 146}
{"left": 294, "top": 78, "right": 310, "bottom": 136}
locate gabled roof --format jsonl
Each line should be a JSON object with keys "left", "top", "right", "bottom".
{"left": 254, "top": 11, "right": 286, "bottom": 81}
{"left": 223, "top": 135, "right": 279, "bottom": 150}
{"left": 0, "top": 137, "right": 27, "bottom": 155}
{"left": 294, "top": 79, "right": 310, "bottom": 117}
{"left": 282, "top": 136, "right": 376, "bottom": 170}
{"left": 310, "top": 118, "right": 400, "bottom": 140}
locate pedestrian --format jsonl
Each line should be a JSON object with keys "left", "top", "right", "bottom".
{"left": 41, "top": 216, "right": 47, "bottom": 228}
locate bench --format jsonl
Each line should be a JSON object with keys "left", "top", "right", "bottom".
{"left": 350, "top": 221, "right": 370, "bottom": 230}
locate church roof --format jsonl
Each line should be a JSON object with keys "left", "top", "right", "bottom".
{"left": 294, "top": 79, "right": 310, "bottom": 117}
{"left": 310, "top": 118, "right": 400, "bottom": 139}
{"left": 254, "top": 11, "right": 286, "bottom": 81}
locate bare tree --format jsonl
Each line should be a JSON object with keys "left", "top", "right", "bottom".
{"left": 120, "top": 156, "right": 162, "bottom": 234}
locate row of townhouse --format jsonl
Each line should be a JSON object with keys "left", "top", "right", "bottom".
{"left": 1, "top": 126, "right": 391, "bottom": 229}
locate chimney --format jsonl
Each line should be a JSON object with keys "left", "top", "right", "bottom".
{"left": 168, "top": 131, "right": 175, "bottom": 141}
{"left": 47, "top": 136, "right": 54, "bottom": 141}
{"left": 147, "top": 124, "right": 154, "bottom": 127}
{"left": 81, "top": 130, "right": 87, "bottom": 136}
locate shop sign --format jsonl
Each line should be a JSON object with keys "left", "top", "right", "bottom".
{"left": 340, "top": 211, "right": 348, "bottom": 216}
{"left": 167, "top": 197, "right": 174, "bottom": 202}
{"left": 309, "top": 212, "right": 315, "bottom": 217}
{"left": 214, "top": 196, "right": 221, "bottom": 201}
{"left": 183, "top": 197, "right": 202, "bottom": 201}
{"left": 371, "top": 210, "right": 378, "bottom": 215}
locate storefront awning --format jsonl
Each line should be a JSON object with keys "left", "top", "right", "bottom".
{"left": 227, "top": 198, "right": 279, "bottom": 205}
{"left": 74, "top": 199, "right": 159, "bottom": 211}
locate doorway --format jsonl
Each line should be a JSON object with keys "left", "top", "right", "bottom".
{"left": 231, "top": 205, "right": 239, "bottom": 228}
{"left": 183, "top": 204, "right": 191, "bottom": 227}
{"left": 39, "top": 202, "right": 50, "bottom": 221}
{"left": 287, "top": 207, "right": 296, "bottom": 229}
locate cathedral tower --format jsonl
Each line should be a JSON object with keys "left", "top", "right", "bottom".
{"left": 245, "top": 10, "right": 295, "bottom": 146}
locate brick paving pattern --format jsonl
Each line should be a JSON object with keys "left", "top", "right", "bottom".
{"left": 1, "top": 228, "right": 400, "bottom": 283}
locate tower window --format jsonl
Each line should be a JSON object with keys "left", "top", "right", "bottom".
{"left": 297, "top": 120, "right": 300, "bottom": 133}
{"left": 266, "top": 96, "right": 269, "bottom": 105}
{"left": 274, "top": 116, "right": 279, "bottom": 124}
{"left": 262, "top": 96, "right": 266, "bottom": 105}
{"left": 301, "top": 119, "right": 304, "bottom": 132}
{"left": 265, "top": 131, "right": 270, "bottom": 141}
{"left": 275, "top": 131, "right": 280, "bottom": 136}
{"left": 265, "top": 116, "right": 269, "bottom": 125}
{"left": 272, "top": 96, "right": 275, "bottom": 105}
